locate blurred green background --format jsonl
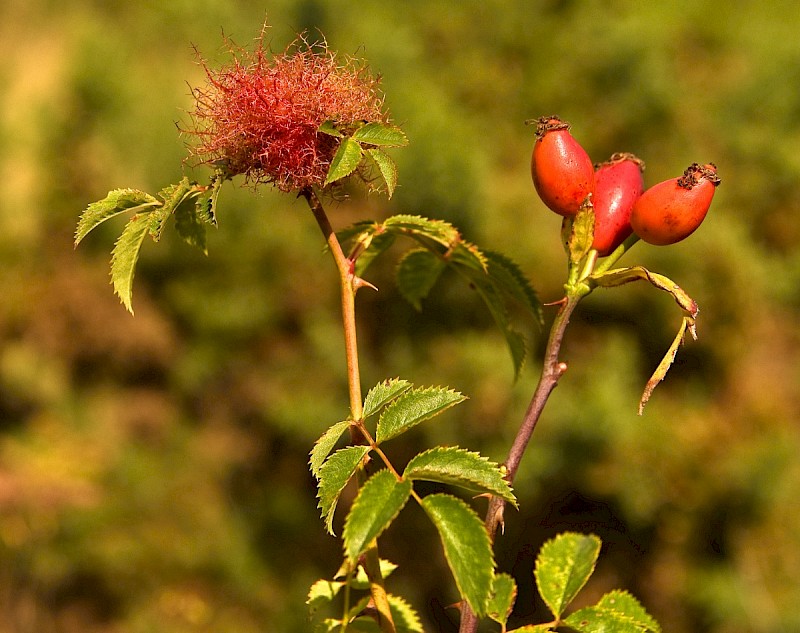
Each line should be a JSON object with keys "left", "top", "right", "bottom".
{"left": 2, "top": 1, "right": 799, "bottom": 631}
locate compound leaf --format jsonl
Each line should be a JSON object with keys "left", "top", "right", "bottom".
{"left": 404, "top": 447, "right": 516, "bottom": 506}
{"left": 365, "top": 148, "right": 399, "bottom": 198}
{"left": 534, "top": 532, "right": 601, "bottom": 620}
{"left": 307, "top": 579, "right": 344, "bottom": 613}
{"left": 347, "top": 559, "right": 398, "bottom": 590}
{"left": 564, "top": 590, "right": 661, "bottom": 633}
{"left": 363, "top": 379, "right": 413, "bottom": 420}
{"left": 318, "top": 119, "right": 344, "bottom": 138}
{"left": 422, "top": 494, "right": 494, "bottom": 617}
{"left": 326, "top": 137, "right": 363, "bottom": 185}
{"left": 174, "top": 199, "right": 208, "bottom": 254}
{"left": 376, "top": 386, "right": 466, "bottom": 443}
{"left": 484, "top": 250, "right": 544, "bottom": 327}
{"left": 467, "top": 272, "right": 528, "bottom": 379}
{"left": 352, "top": 122, "right": 408, "bottom": 147}
{"left": 317, "top": 445, "right": 371, "bottom": 535}
{"left": 396, "top": 248, "right": 447, "bottom": 310}
{"left": 488, "top": 573, "right": 517, "bottom": 627}
{"left": 75, "top": 188, "right": 159, "bottom": 245}
{"left": 383, "top": 215, "right": 461, "bottom": 248}
{"left": 343, "top": 469, "right": 412, "bottom": 562}
{"left": 110, "top": 212, "right": 152, "bottom": 314}
{"left": 309, "top": 420, "right": 351, "bottom": 479}
{"left": 386, "top": 593, "right": 423, "bottom": 633}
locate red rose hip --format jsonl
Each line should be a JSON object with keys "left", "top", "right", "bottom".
{"left": 531, "top": 116, "right": 595, "bottom": 217}
{"left": 592, "top": 152, "right": 645, "bottom": 256}
{"left": 630, "top": 163, "right": 721, "bottom": 246}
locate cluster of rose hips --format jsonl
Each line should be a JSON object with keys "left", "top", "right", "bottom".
{"left": 530, "top": 116, "right": 720, "bottom": 255}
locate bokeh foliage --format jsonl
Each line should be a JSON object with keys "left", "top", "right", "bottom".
{"left": 1, "top": 1, "right": 799, "bottom": 632}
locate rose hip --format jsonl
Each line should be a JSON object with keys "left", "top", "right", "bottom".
{"left": 530, "top": 116, "right": 595, "bottom": 217}
{"left": 592, "top": 152, "right": 645, "bottom": 256}
{"left": 630, "top": 163, "right": 720, "bottom": 245}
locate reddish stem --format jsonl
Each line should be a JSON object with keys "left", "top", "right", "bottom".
{"left": 458, "top": 293, "right": 581, "bottom": 633}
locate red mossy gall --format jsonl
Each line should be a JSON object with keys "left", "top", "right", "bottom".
{"left": 185, "top": 28, "right": 389, "bottom": 192}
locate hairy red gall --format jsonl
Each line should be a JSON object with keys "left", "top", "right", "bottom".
{"left": 185, "top": 31, "right": 389, "bottom": 192}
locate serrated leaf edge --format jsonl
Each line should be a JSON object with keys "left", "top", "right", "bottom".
{"left": 403, "top": 446, "right": 516, "bottom": 506}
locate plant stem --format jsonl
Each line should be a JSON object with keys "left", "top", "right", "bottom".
{"left": 302, "top": 188, "right": 396, "bottom": 633}
{"left": 458, "top": 292, "right": 582, "bottom": 633}
{"left": 302, "top": 188, "right": 364, "bottom": 423}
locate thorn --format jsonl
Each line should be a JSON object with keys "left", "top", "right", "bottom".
{"left": 354, "top": 276, "right": 379, "bottom": 292}
{"left": 544, "top": 296, "right": 567, "bottom": 307}
{"left": 492, "top": 504, "right": 506, "bottom": 536}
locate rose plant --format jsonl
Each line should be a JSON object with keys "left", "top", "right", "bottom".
{"left": 76, "top": 26, "right": 719, "bottom": 633}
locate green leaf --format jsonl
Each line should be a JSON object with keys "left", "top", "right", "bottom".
{"left": 307, "top": 579, "right": 344, "bottom": 612}
{"left": 147, "top": 204, "right": 174, "bottom": 242}
{"left": 386, "top": 594, "right": 423, "bottom": 633}
{"left": 318, "top": 119, "right": 344, "bottom": 137}
{"left": 174, "top": 199, "right": 208, "bottom": 254}
{"left": 352, "top": 122, "right": 408, "bottom": 147}
{"left": 365, "top": 148, "right": 399, "bottom": 198}
{"left": 354, "top": 231, "right": 396, "bottom": 276}
{"left": 336, "top": 221, "right": 377, "bottom": 248}
{"left": 325, "top": 138, "right": 363, "bottom": 185}
{"left": 449, "top": 240, "right": 489, "bottom": 273}
{"left": 488, "top": 573, "right": 517, "bottom": 627}
{"left": 484, "top": 250, "right": 544, "bottom": 327}
{"left": 194, "top": 172, "right": 224, "bottom": 227}
{"left": 421, "top": 494, "right": 494, "bottom": 617}
{"left": 309, "top": 420, "right": 351, "bottom": 479}
{"left": 110, "top": 212, "right": 152, "bottom": 314}
{"left": 396, "top": 249, "right": 447, "bottom": 310}
{"left": 563, "top": 203, "right": 595, "bottom": 264}
{"left": 375, "top": 386, "right": 466, "bottom": 443}
{"left": 345, "top": 617, "right": 381, "bottom": 632}
{"left": 588, "top": 266, "right": 698, "bottom": 317}
{"left": 404, "top": 447, "right": 516, "bottom": 506}
{"left": 157, "top": 178, "right": 193, "bottom": 209}
{"left": 315, "top": 618, "right": 343, "bottom": 633}
{"left": 317, "top": 445, "right": 371, "bottom": 535}
{"left": 343, "top": 469, "right": 412, "bottom": 562}
{"left": 347, "top": 559, "right": 398, "bottom": 589}
{"left": 507, "top": 625, "right": 555, "bottom": 632}
{"left": 75, "top": 188, "right": 159, "bottom": 245}
{"left": 363, "top": 379, "right": 413, "bottom": 420}
{"left": 535, "top": 533, "right": 601, "bottom": 620}
{"left": 466, "top": 273, "right": 528, "bottom": 380}
{"left": 564, "top": 590, "right": 661, "bottom": 632}
{"left": 383, "top": 215, "right": 461, "bottom": 248}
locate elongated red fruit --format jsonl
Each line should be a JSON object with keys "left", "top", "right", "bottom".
{"left": 531, "top": 116, "right": 595, "bottom": 217}
{"left": 592, "top": 152, "right": 645, "bottom": 256}
{"left": 631, "top": 163, "right": 720, "bottom": 245}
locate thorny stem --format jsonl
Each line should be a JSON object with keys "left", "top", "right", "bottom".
{"left": 301, "top": 188, "right": 396, "bottom": 633}
{"left": 458, "top": 291, "right": 583, "bottom": 633}
{"left": 301, "top": 188, "right": 364, "bottom": 424}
